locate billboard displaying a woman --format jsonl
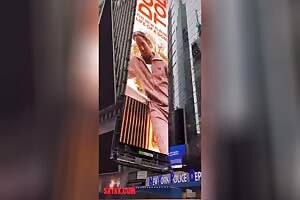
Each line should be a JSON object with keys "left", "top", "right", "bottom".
{"left": 119, "top": 0, "right": 169, "bottom": 155}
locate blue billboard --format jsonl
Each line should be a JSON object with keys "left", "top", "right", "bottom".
{"left": 168, "top": 145, "right": 186, "bottom": 167}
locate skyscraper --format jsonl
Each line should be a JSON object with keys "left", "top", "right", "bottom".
{"left": 99, "top": 0, "right": 137, "bottom": 187}
{"left": 100, "top": 0, "right": 171, "bottom": 189}
{"left": 183, "top": 0, "right": 201, "bottom": 135}
{"left": 99, "top": 0, "right": 137, "bottom": 131}
{"left": 168, "top": 0, "right": 201, "bottom": 157}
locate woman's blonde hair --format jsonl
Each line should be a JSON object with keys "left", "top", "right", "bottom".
{"left": 132, "top": 31, "right": 153, "bottom": 48}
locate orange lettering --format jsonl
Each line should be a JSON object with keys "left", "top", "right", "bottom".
{"left": 154, "top": 13, "right": 166, "bottom": 27}
{"left": 153, "top": 2, "right": 166, "bottom": 27}
{"left": 157, "top": 0, "right": 167, "bottom": 8}
{"left": 138, "top": 0, "right": 153, "bottom": 21}
{"left": 143, "top": 0, "right": 154, "bottom": 5}
{"left": 155, "top": 3, "right": 166, "bottom": 18}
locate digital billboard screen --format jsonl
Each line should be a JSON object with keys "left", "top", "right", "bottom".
{"left": 118, "top": 0, "right": 169, "bottom": 155}
{"left": 169, "top": 145, "right": 186, "bottom": 168}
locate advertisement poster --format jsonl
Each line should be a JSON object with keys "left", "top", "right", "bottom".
{"left": 169, "top": 145, "right": 186, "bottom": 168}
{"left": 119, "top": 0, "right": 169, "bottom": 155}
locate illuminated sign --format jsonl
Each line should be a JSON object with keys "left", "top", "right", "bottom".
{"left": 138, "top": 150, "right": 154, "bottom": 158}
{"left": 119, "top": 0, "right": 169, "bottom": 155}
{"left": 158, "top": 174, "right": 171, "bottom": 185}
{"left": 171, "top": 172, "right": 189, "bottom": 184}
{"left": 169, "top": 145, "right": 186, "bottom": 167}
{"left": 189, "top": 169, "right": 201, "bottom": 182}
{"left": 138, "top": 0, "right": 167, "bottom": 30}
{"left": 146, "top": 170, "right": 201, "bottom": 186}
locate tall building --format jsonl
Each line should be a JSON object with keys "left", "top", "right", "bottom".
{"left": 99, "top": 0, "right": 137, "bottom": 136}
{"left": 99, "top": 0, "right": 137, "bottom": 189}
{"left": 99, "top": 0, "right": 171, "bottom": 190}
{"left": 183, "top": 0, "right": 201, "bottom": 135}
{"left": 111, "top": 0, "right": 137, "bottom": 98}
{"left": 168, "top": 0, "right": 201, "bottom": 158}
{"left": 99, "top": 0, "right": 201, "bottom": 197}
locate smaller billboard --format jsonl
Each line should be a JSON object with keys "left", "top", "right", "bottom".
{"left": 168, "top": 145, "right": 186, "bottom": 168}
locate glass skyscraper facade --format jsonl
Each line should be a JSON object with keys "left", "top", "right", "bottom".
{"left": 183, "top": 0, "right": 201, "bottom": 135}
{"left": 168, "top": 0, "right": 201, "bottom": 156}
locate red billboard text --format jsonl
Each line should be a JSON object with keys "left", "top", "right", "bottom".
{"left": 138, "top": 0, "right": 167, "bottom": 27}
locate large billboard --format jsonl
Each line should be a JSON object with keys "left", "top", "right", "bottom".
{"left": 119, "top": 0, "right": 169, "bottom": 155}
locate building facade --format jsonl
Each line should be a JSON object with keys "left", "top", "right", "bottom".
{"left": 168, "top": 0, "right": 201, "bottom": 157}
{"left": 99, "top": 0, "right": 140, "bottom": 192}
{"left": 99, "top": 0, "right": 137, "bottom": 124}
{"left": 99, "top": 0, "right": 202, "bottom": 196}
{"left": 183, "top": 0, "right": 201, "bottom": 135}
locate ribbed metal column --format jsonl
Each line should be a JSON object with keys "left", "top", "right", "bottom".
{"left": 99, "top": 0, "right": 136, "bottom": 123}
{"left": 111, "top": 0, "right": 137, "bottom": 98}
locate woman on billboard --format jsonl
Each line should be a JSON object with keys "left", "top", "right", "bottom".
{"left": 127, "top": 31, "right": 169, "bottom": 155}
